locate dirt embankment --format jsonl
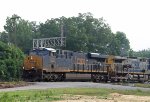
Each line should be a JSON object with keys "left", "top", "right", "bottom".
{"left": 0, "top": 82, "right": 29, "bottom": 89}
{"left": 57, "top": 93, "right": 150, "bottom": 102}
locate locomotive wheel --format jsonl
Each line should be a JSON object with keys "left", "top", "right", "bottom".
{"left": 53, "top": 75, "right": 57, "bottom": 82}
{"left": 61, "top": 74, "right": 66, "bottom": 81}
{"left": 95, "top": 75, "right": 101, "bottom": 83}
{"left": 103, "top": 76, "right": 108, "bottom": 83}
{"left": 49, "top": 74, "right": 58, "bottom": 82}
{"left": 92, "top": 74, "right": 102, "bottom": 83}
{"left": 91, "top": 74, "right": 96, "bottom": 82}
{"left": 57, "top": 74, "right": 65, "bottom": 81}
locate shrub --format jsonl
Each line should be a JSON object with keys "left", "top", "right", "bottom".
{"left": 0, "top": 41, "right": 24, "bottom": 81}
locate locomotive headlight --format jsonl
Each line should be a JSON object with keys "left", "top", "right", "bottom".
{"left": 23, "top": 67, "right": 24, "bottom": 69}
{"left": 31, "top": 56, "right": 33, "bottom": 60}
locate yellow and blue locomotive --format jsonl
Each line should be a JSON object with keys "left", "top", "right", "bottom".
{"left": 23, "top": 47, "right": 150, "bottom": 82}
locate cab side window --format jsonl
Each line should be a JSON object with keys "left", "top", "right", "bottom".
{"left": 49, "top": 51, "right": 55, "bottom": 56}
{"left": 49, "top": 52, "right": 51, "bottom": 56}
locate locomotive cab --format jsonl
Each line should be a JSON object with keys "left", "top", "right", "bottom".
{"left": 23, "top": 47, "right": 56, "bottom": 81}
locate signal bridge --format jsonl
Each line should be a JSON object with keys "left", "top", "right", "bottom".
{"left": 33, "top": 37, "right": 66, "bottom": 49}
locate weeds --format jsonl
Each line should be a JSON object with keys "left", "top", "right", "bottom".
{"left": 0, "top": 88, "right": 150, "bottom": 102}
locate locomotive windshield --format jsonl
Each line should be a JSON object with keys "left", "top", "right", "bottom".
{"left": 30, "top": 50, "right": 37, "bottom": 55}
{"left": 38, "top": 50, "right": 49, "bottom": 56}
{"left": 30, "top": 50, "right": 49, "bottom": 56}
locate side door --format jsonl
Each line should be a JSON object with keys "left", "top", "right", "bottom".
{"left": 49, "top": 51, "right": 56, "bottom": 72}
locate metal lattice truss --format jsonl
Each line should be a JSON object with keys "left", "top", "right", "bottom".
{"left": 33, "top": 37, "right": 66, "bottom": 49}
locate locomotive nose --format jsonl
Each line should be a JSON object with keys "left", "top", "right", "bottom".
{"left": 24, "top": 56, "right": 36, "bottom": 70}
{"left": 23, "top": 55, "right": 42, "bottom": 70}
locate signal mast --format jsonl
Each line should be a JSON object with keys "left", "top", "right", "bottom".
{"left": 33, "top": 24, "right": 66, "bottom": 49}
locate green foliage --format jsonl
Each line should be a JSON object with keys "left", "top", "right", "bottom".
{"left": 39, "top": 13, "right": 130, "bottom": 55}
{"left": 128, "top": 49, "right": 134, "bottom": 57}
{"left": 113, "top": 31, "right": 130, "bottom": 56}
{"left": 133, "top": 49, "right": 150, "bottom": 57}
{"left": 3, "top": 14, "right": 38, "bottom": 52}
{"left": 0, "top": 41, "right": 24, "bottom": 81}
{"left": 134, "top": 83, "right": 150, "bottom": 88}
{"left": 0, "top": 31, "right": 8, "bottom": 43}
{"left": 1, "top": 13, "right": 130, "bottom": 56}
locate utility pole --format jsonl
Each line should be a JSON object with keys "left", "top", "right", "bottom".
{"left": 60, "top": 24, "right": 64, "bottom": 47}
{"left": 10, "top": 15, "right": 20, "bottom": 46}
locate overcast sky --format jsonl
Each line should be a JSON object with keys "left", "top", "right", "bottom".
{"left": 0, "top": 0, "right": 150, "bottom": 51}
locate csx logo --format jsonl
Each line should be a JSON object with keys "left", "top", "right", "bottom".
{"left": 77, "top": 58, "right": 85, "bottom": 64}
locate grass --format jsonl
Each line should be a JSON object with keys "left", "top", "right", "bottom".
{"left": 134, "top": 83, "right": 150, "bottom": 88}
{"left": 0, "top": 88, "right": 150, "bottom": 102}
{"left": 112, "top": 82, "right": 150, "bottom": 88}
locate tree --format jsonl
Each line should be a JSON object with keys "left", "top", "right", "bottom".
{"left": 37, "top": 13, "right": 130, "bottom": 55}
{"left": 4, "top": 14, "right": 20, "bottom": 45}
{"left": 128, "top": 49, "right": 134, "bottom": 57}
{"left": 0, "top": 41, "right": 24, "bottom": 81}
{"left": 39, "top": 18, "right": 61, "bottom": 38}
{"left": 113, "top": 31, "right": 130, "bottom": 56}
{"left": 133, "top": 49, "right": 150, "bottom": 57}
{"left": 2, "top": 13, "right": 131, "bottom": 56}
{"left": 0, "top": 31, "right": 9, "bottom": 43}
{"left": 4, "top": 14, "right": 37, "bottom": 52}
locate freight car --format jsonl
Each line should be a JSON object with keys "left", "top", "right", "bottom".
{"left": 23, "top": 47, "right": 150, "bottom": 82}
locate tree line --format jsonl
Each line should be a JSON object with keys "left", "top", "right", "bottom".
{"left": 0, "top": 12, "right": 130, "bottom": 56}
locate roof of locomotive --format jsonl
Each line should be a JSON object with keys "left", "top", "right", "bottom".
{"left": 88, "top": 53, "right": 108, "bottom": 58}
{"left": 115, "top": 56, "right": 127, "bottom": 60}
{"left": 33, "top": 47, "right": 56, "bottom": 52}
{"left": 88, "top": 53, "right": 127, "bottom": 60}
{"left": 45, "top": 48, "right": 56, "bottom": 52}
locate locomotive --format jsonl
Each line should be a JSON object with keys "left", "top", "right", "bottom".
{"left": 23, "top": 47, "right": 150, "bottom": 82}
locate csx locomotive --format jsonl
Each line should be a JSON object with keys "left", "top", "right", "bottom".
{"left": 23, "top": 47, "right": 150, "bottom": 82}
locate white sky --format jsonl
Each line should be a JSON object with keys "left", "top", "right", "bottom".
{"left": 0, "top": 0, "right": 150, "bottom": 51}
